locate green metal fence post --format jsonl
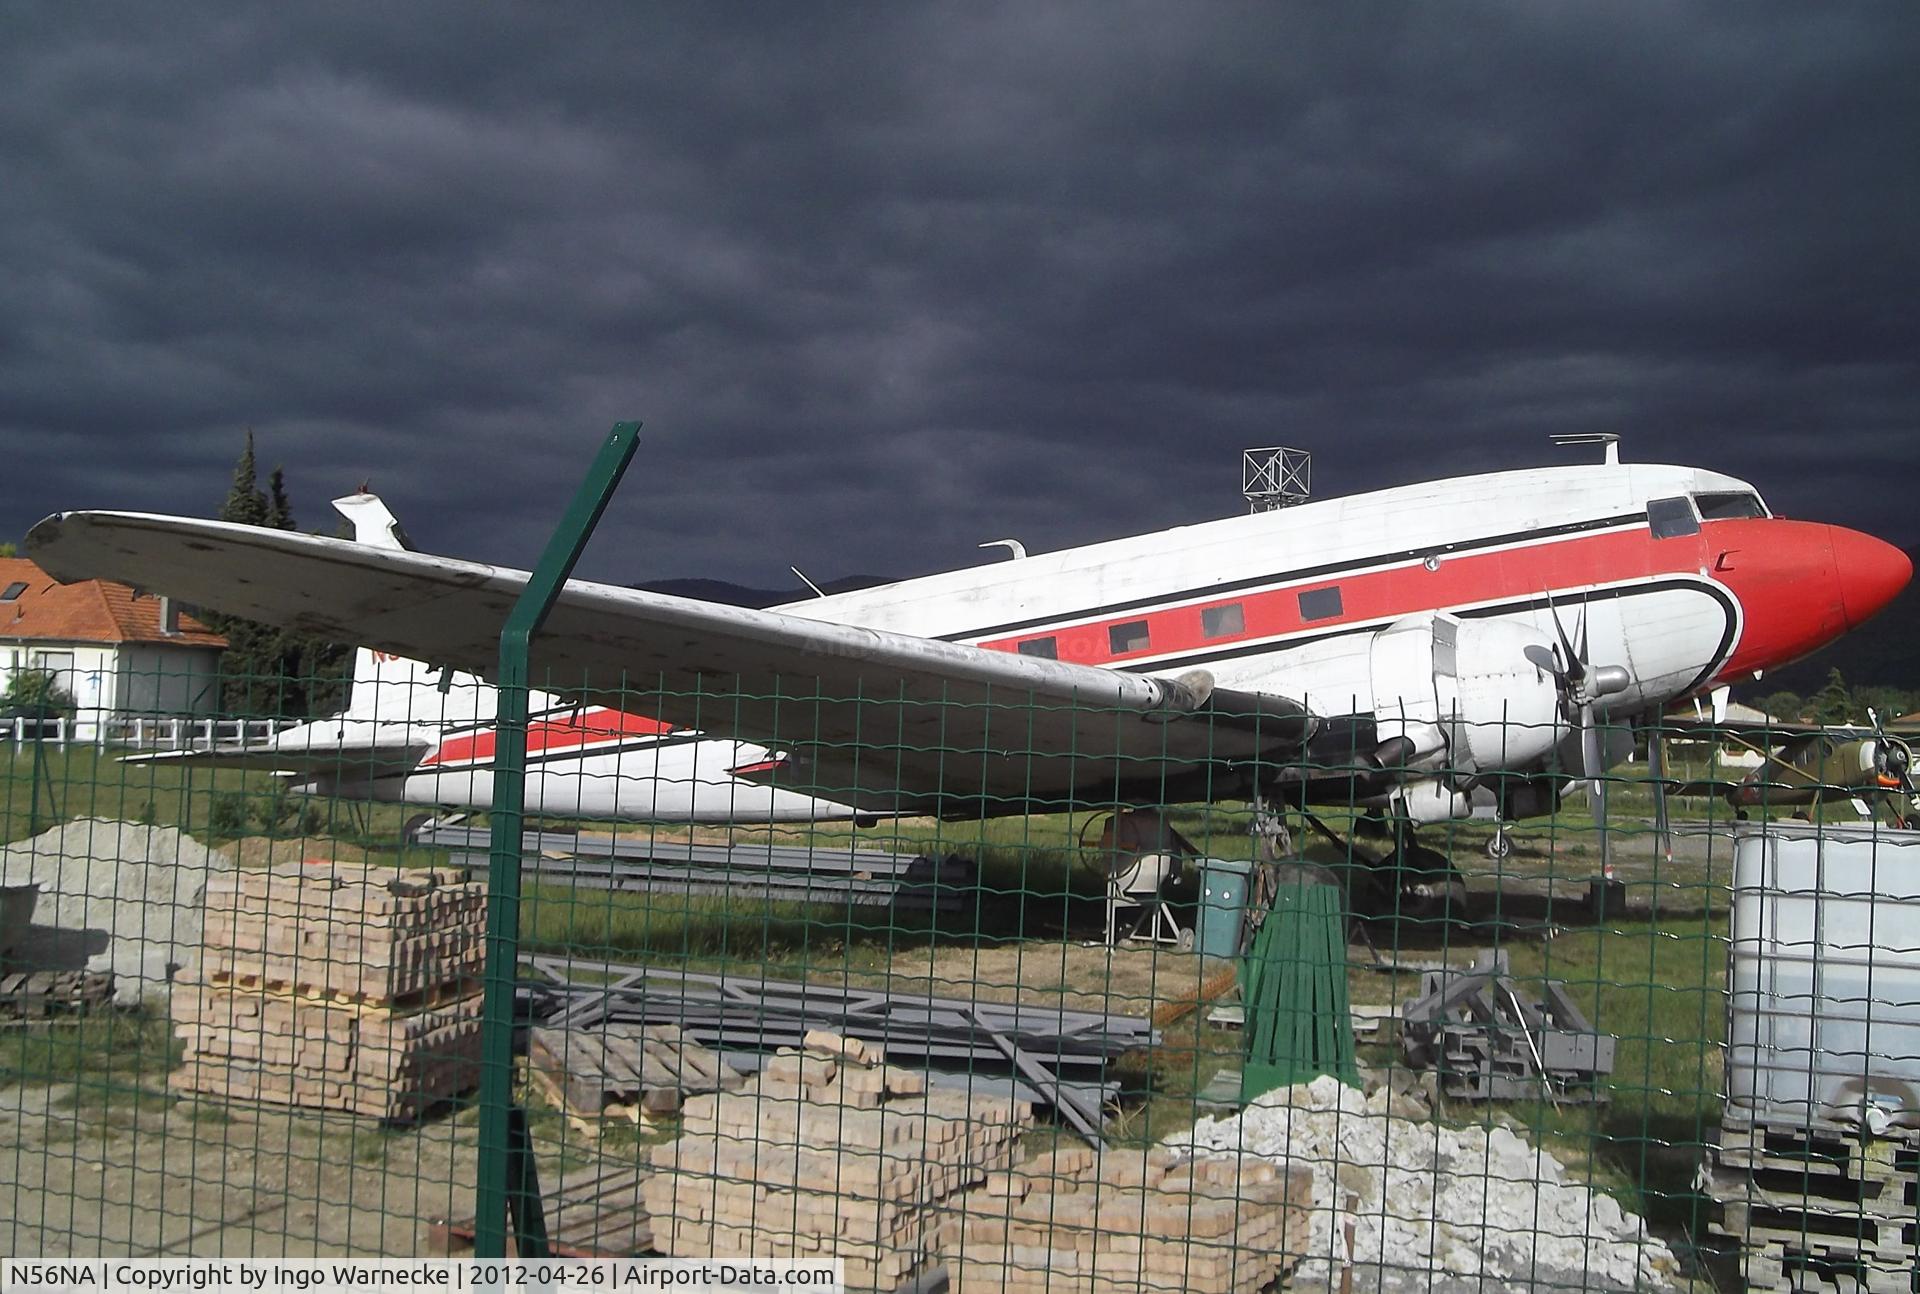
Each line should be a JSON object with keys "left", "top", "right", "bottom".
{"left": 474, "top": 421, "right": 643, "bottom": 1259}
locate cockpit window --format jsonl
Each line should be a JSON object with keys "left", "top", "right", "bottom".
{"left": 1646, "top": 496, "right": 1700, "bottom": 540}
{"left": 1693, "top": 491, "right": 1767, "bottom": 521}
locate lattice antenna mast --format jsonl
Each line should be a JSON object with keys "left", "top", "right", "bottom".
{"left": 1243, "top": 446, "right": 1312, "bottom": 513}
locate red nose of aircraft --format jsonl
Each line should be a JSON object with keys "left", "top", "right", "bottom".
{"left": 1828, "top": 525, "right": 1912, "bottom": 629}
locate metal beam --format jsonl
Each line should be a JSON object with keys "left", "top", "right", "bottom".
{"left": 474, "top": 421, "right": 642, "bottom": 1260}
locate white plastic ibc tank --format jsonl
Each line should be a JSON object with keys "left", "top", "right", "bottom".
{"left": 1728, "top": 822, "right": 1920, "bottom": 1130}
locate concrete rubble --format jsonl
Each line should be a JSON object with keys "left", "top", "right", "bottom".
{"left": 1166, "top": 1074, "right": 1678, "bottom": 1292}
{"left": 170, "top": 860, "right": 486, "bottom": 1120}
{"left": 0, "top": 817, "right": 230, "bottom": 1001}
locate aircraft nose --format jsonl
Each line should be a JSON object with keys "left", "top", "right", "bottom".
{"left": 1827, "top": 525, "right": 1912, "bottom": 629}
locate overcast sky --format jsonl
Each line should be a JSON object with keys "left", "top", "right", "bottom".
{"left": 4, "top": 3, "right": 1916, "bottom": 586}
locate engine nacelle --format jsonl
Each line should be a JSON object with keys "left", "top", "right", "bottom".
{"left": 1368, "top": 613, "right": 1564, "bottom": 777}
{"left": 1396, "top": 779, "right": 1471, "bottom": 825}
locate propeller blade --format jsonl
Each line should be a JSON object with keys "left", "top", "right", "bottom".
{"left": 1581, "top": 708, "right": 1605, "bottom": 800}
{"left": 1649, "top": 726, "right": 1672, "bottom": 863}
{"left": 1593, "top": 743, "right": 1611, "bottom": 881}
{"left": 1545, "top": 593, "right": 1585, "bottom": 687}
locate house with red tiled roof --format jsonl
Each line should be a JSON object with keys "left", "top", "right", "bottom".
{"left": 1, "top": 557, "right": 227, "bottom": 736}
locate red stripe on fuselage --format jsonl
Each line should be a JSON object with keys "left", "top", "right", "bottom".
{"left": 978, "top": 524, "right": 1660, "bottom": 663}
{"left": 974, "top": 518, "right": 1844, "bottom": 683}
{"left": 421, "top": 707, "right": 674, "bottom": 767}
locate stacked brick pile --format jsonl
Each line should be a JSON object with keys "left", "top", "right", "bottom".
{"left": 170, "top": 861, "right": 486, "bottom": 1120}
{"left": 947, "top": 1144, "right": 1313, "bottom": 1294}
{"left": 644, "top": 1031, "right": 1032, "bottom": 1291}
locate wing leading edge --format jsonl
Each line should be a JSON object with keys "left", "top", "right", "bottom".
{"left": 29, "top": 510, "right": 1316, "bottom": 815}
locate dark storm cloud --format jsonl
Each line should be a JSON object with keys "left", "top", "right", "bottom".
{"left": 1, "top": 2, "right": 1915, "bottom": 585}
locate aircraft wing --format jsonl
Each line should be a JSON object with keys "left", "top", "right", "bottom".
{"left": 1664, "top": 778, "right": 1742, "bottom": 800}
{"left": 29, "top": 511, "right": 1316, "bottom": 814}
{"left": 1662, "top": 717, "right": 1918, "bottom": 741}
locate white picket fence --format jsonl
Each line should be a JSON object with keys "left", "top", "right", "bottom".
{"left": 0, "top": 714, "right": 292, "bottom": 752}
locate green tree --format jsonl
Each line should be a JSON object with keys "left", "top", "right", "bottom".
{"left": 1754, "top": 691, "right": 1805, "bottom": 722}
{"left": 206, "top": 436, "right": 352, "bottom": 716}
{"left": 1856, "top": 685, "right": 1919, "bottom": 724}
{"left": 1, "top": 669, "right": 77, "bottom": 721}
{"left": 224, "top": 430, "right": 269, "bottom": 527}
{"left": 266, "top": 466, "right": 294, "bottom": 532}
{"left": 0, "top": 541, "right": 16, "bottom": 558}
{"left": 1812, "top": 668, "right": 1854, "bottom": 725}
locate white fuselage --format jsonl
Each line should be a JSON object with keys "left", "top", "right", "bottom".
{"left": 309, "top": 459, "right": 1876, "bottom": 824}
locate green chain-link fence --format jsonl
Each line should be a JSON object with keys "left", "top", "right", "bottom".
{"left": 3, "top": 660, "right": 1918, "bottom": 1292}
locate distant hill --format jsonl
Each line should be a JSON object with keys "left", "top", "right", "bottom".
{"left": 1738, "top": 545, "right": 1920, "bottom": 697}
{"left": 635, "top": 574, "right": 895, "bottom": 609}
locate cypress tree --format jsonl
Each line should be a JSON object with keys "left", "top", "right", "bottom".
{"left": 223, "top": 430, "right": 269, "bottom": 527}
{"left": 266, "top": 466, "right": 295, "bottom": 531}
{"left": 208, "top": 435, "right": 350, "bottom": 716}
{"left": 1813, "top": 668, "right": 1853, "bottom": 725}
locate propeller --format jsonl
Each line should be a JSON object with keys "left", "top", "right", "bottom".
{"left": 1542, "top": 597, "right": 1632, "bottom": 783}
{"left": 1540, "top": 595, "right": 1633, "bottom": 873}
{"left": 1867, "top": 708, "right": 1918, "bottom": 825}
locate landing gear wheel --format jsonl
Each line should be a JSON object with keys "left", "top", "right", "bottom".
{"left": 1485, "top": 830, "right": 1513, "bottom": 862}
{"left": 1176, "top": 926, "right": 1196, "bottom": 954}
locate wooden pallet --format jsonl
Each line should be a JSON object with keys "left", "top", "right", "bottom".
{"left": 1708, "top": 1112, "right": 1920, "bottom": 1293}
{"left": 1721, "top": 1233, "right": 1918, "bottom": 1294}
{"left": 528, "top": 1024, "right": 739, "bottom": 1135}
{"left": 430, "top": 1164, "right": 653, "bottom": 1257}
{"left": 1701, "top": 1160, "right": 1916, "bottom": 1223}
{"left": 0, "top": 970, "right": 114, "bottom": 1020}
{"left": 196, "top": 972, "right": 481, "bottom": 1015}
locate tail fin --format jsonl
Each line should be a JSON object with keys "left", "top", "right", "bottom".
{"left": 331, "top": 492, "right": 487, "bottom": 725}
{"left": 332, "top": 492, "right": 412, "bottom": 551}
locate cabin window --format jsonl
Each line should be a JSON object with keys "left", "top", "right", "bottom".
{"left": 1201, "top": 603, "right": 1245, "bottom": 639}
{"left": 1016, "top": 636, "right": 1057, "bottom": 659}
{"left": 1646, "top": 496, "right": 1700, "bottom": 540}
{"left": 1108, "top": 620, "right": 1151, "bottom": 654}
{"left": 0, "top": 582, "right": 25, "bottom": 602}
{"left": 1693, "top": 491, "right": 1766, "bottom": 521}
{"left": 1297, "top": 586, "right": 1343, "bottom": 622}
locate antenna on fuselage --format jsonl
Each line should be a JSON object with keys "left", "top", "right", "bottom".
{"left": 1242, "top": 446, "right": 1312, "bottom": 513}
{"left": 789, "top": 566, "right": 827, "bottom": 599}
{"left": 1549, "top": 433, "right": 1621, "bottom": 466}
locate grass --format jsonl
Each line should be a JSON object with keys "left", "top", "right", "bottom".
{"left": 0, "top": 745, "right": 431, "bottom": 853}
{"left": 0, "top": 738, "right": 1758, "bottom": 1280}
{"left": 0, "top": 1007, "right": 179, "bottom": 1089}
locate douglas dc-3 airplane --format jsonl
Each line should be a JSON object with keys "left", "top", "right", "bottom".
{"left": 24, "top": 440, "right": 1912, "bottom": 894}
